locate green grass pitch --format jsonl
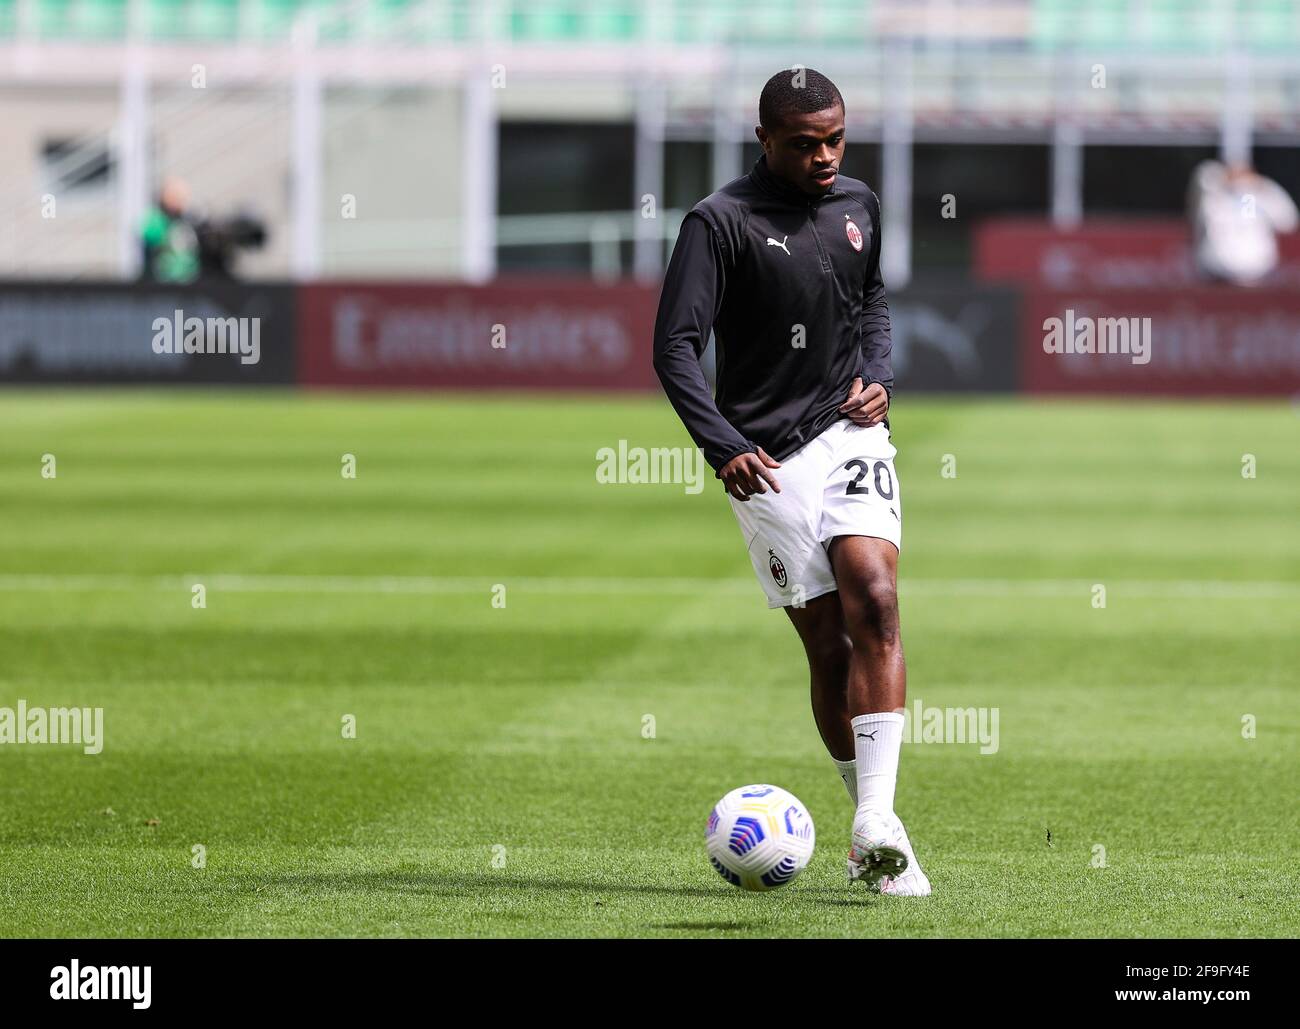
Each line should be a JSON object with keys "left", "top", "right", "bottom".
{"left": 0, "top": 390, "right": 1296, "bottom": 937}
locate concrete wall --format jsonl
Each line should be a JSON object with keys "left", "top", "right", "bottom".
{"left": 0, "top": 85, "right": 120, "bottom": 277}
{"left": 320, "top": 84, "right": 463, "bottom": 278}
{"left": 0, "top": 81, "right": 466, "bottom": 280}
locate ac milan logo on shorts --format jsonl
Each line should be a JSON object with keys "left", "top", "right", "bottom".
{"left": 845, "top": 219, "right": 864, "bottom": 252}
{"left": 768, "top": 549, "right": 788, "bottom": 588}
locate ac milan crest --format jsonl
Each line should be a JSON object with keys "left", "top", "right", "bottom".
{"left": 768, "top": 549, "right": 788, "bottom": 588}
{"left": 845, "top": 218, "right": 864, "bottom": 252}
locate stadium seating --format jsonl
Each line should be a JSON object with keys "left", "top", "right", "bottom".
{"left": 0, "top": 0, "right": 1294, "bottom": 50}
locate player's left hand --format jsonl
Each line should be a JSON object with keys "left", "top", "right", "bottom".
{"left": 839, "top": 377, "right": 888, "bottom": 427}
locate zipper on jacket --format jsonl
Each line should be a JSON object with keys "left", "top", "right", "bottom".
{"left": 807, "top": 203, "right": 832, "bottom": 274}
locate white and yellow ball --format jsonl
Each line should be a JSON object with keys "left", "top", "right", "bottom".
{"left": 705, "top": 784, "right": 815, "bottom": 891}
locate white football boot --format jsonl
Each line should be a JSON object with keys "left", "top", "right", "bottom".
{"left": 848, "top": 809, "right": 931, "bottom": 896}
{"left": 847, "top": 807, "right": 908, "bottom": 886}
{"left": 876, "top": 814, "right": 931, "bottom": 896}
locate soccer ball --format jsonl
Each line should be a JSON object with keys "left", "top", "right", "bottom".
{"left": 706, "top": 784, "right": 815, "bottom": 891}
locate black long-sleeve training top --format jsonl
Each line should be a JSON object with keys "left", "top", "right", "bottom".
{"left": 652, "top": 155, "right": 894, "bottom": 474}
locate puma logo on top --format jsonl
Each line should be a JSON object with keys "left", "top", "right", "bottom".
{"left": 765, "top": 234, "right": 790, "bottom": 255}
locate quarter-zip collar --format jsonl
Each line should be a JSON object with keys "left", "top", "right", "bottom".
{"left": 750, "top": 154, "right": 836, "bottom": 207}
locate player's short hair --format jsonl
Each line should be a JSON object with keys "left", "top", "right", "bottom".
{"left": 759, "top": 67, "right": 844, "bottom": 130}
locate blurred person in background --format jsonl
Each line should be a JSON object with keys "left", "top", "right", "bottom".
{"left": 140, "top": 175, "right": 201, "bottom": 283}
{"left": 140, "top": 176, "right": 267, "bottom": 282}
{"left": 1188, "top": 159, "right": 1299, "bottom": 285}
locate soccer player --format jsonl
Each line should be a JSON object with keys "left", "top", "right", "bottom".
{"left": 653, "top": 68, "right": 930, "bottom": 896}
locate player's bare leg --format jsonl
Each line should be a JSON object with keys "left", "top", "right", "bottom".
{"left": 830, "top": 534, "right": 931, "bottom": 895}
{"left": 784, "top": 591, "right": 855, "bottom": 796}
{"left": 829, "top": 535, "right": 905, "bottom": 713}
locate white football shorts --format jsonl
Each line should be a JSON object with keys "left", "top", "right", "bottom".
{"left": 728, "top": 419, "right": 901, "bottom": 609}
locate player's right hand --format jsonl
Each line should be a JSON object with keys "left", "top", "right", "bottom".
{"left": 720, "top": 448, "right": 781, "bottom": 502}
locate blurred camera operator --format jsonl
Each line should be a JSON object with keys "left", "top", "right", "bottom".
{"left": 140, "top": 175, "right": 267, "bottom": 282}
{"left": 140, "top": 176, "right": 200, "bottom": 283}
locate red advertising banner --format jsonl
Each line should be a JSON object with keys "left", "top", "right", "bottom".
{"left": 298, "top": 280, "right": 661, "bottom": 389}
{"left": 1022, "top": 288, "right": 1300, "bottom": 395}
{"left": 976, "top": 218, "right": 1300, "bottom": 289}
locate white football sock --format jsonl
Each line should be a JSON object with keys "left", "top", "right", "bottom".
{"left": 851, "top": 712, "right": 904, "bottom": 814}
{"left": 832, "top": 757, "right": 857, "bottom": 805}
